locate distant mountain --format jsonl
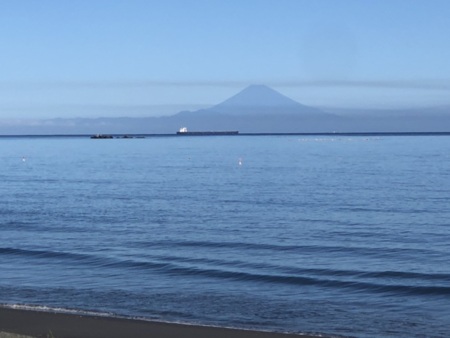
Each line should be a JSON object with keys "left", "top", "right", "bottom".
{"left": 2, "top": 86, "right": 450, "bottom": 135}
{"left": 167, "top": 85, "right": 339, "bottom": 132}
{"left": 176, "top": 84, "right": 332, "bottom": 117}
{"left": 211, "top": 84, "right": 330, "bottom": 116}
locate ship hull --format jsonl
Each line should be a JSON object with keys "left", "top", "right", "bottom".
{"left": 176, "top": 131, "right": 239, "bottom": 136}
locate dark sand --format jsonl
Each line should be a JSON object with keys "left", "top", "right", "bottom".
{"left": 0, "top": 307, "right": 321, "bottom": 338}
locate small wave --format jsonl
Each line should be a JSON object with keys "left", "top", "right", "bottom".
{"left": 0, "top": 221, "right": 37, "bottom": 230}
{"left": 195, "top": 256, "right": 449, "bottom": 284}
{"left": 128, "top": 251, "right": 450, "bottom": 284}
{"left": 0, "top": 247, "right": 172, "bottom": 272}
{"left": 135, "top": 239, "right": 440, "bottom": 259}
{"left": 3, "top": 246, "right": 449, "bottom": 297}
{"left": 105, "top": 258, "right": 450, "bottom": 296}
{"left": 0, "top": 247, "right": 94, "bottom": 262}
{"left": 1, "top": 303, "right": 115, "bottom": 318}
{"left": 338, "top": 206, "right": 431, "bottom": 214}
{"left": 153, "top": 266, "right": 450, "bottom": 296}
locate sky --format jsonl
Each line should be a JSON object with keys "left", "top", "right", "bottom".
{"left": 1, "top": 0, "right": 450, "bottom": 119}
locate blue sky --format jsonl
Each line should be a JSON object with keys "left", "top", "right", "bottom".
{"left": 1, "top": 0, "right": 450, "bottom": 119}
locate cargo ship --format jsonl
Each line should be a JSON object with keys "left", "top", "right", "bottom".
{"left": 176, "top": 127, "right": 239, "bottom": 136}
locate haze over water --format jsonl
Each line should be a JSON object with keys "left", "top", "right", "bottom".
{"left": 1, "top": 135, "right": 449, "bottom": 338}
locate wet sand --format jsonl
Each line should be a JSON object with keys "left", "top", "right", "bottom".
{"left": 0, "top": 307, "right": 321, "bottom": 338}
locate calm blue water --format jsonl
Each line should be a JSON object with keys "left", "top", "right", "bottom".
{"left": 1, "top": 135, "right": 449, "bottom": 338}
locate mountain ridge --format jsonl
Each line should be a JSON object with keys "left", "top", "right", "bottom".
{"left": 216, "top": 84, "right": 311, "bottom": 108}
{"left": 173, "top": 84, "right": 334, "bottom": 117}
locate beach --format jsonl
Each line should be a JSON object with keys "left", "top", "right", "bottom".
{"left": 0, "top": 307, "right": 320, "bottom": 338}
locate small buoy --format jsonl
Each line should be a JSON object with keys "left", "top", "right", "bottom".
{"left": 238, "top": 157, "right": 243, "bottom": 166}
{"left": 22, "top": 157, "right": 26, "bottom": 162}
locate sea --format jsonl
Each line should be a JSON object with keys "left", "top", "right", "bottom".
{"left": 1, "top": 134, "right": 449, "bottom": 338}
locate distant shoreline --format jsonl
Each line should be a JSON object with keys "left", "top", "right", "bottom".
{"left": 1, "top": 131, "right": 450, "bottom": 138}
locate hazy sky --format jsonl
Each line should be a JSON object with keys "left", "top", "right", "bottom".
{"left": 1, "top": 0, "right": 450, "bottom": 119}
